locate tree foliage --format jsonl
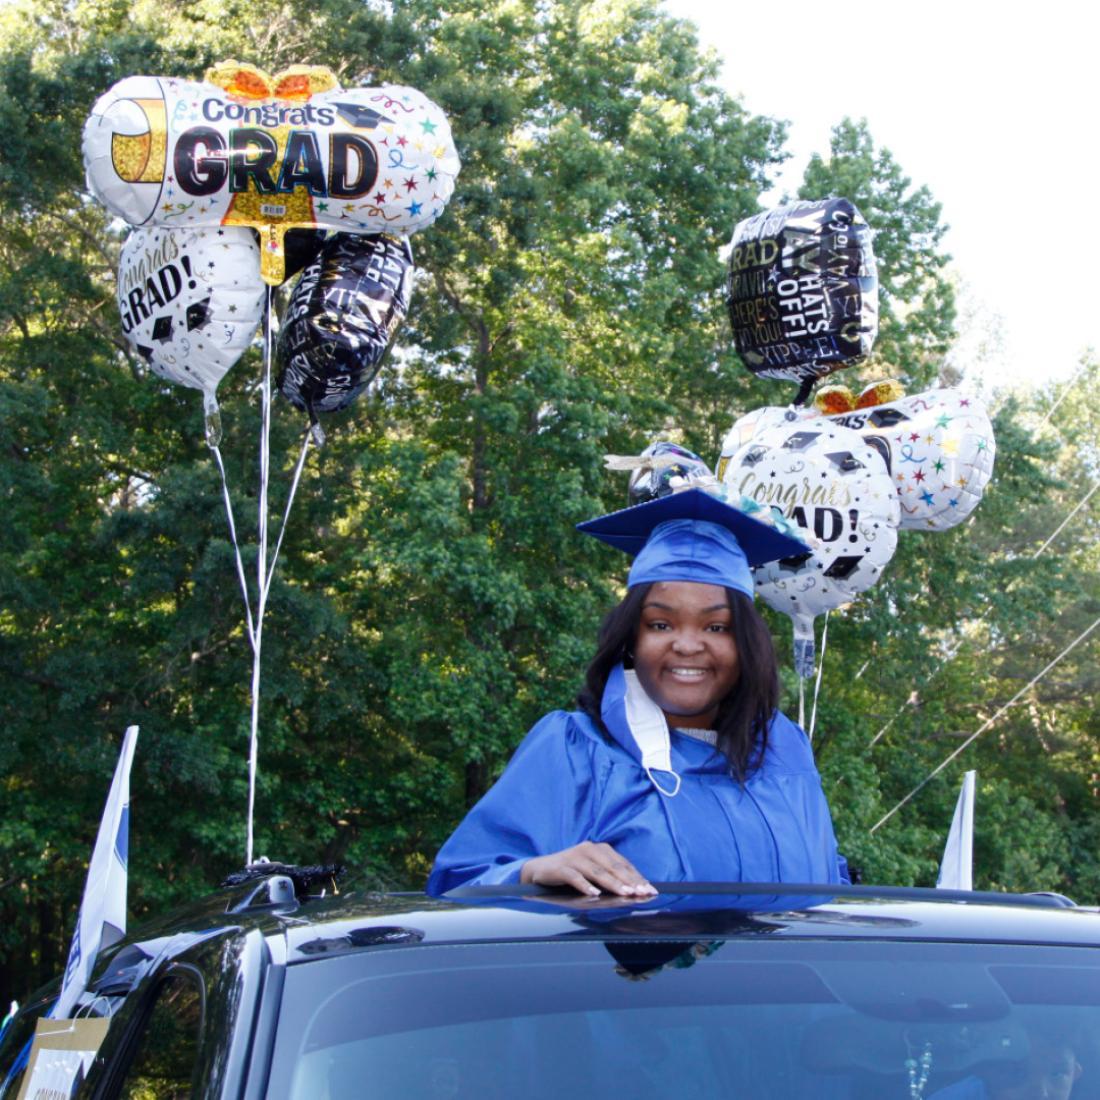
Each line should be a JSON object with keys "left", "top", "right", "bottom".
{"left": 0, "top": 0, "right": 1096, "bottom": 1001}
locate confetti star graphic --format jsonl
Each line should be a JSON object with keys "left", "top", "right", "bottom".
{"left": 318, "top": 201, "right": 329, "bottom": 212}
{"left": 933, "top": 458, "right": 945, "bottom": 473}
{"left": 426, "top": 166, "right": 438, "bottom": 181}
{"left": 406, "top": 200, "right": 423, "bottom": 216}
{"left": 404, "top": 176, "right": 418, "bottom": 192}
{"left": 913, "top": 469, "right": 926, "bottom": 483}
{"left": 941, "top": 438, "right": 960, "bottom": 457}
{"left": 397, "top": 135, "right": 408, "bottom": 147}
{"left": 433, "top": 144, "right": 448, "bottom": 157}
{"left": 384, "top": 178, "right": 395, "bottom": 190}
{"left": 420, "top": 118, "right": 437, "bottom": 134}
{"left": 977, "top": 438, "right": 988, "bottom": 450}
{"left": 949, "top": 498, "right": 959, "bottom": 507}
{"left": 935, "top": 413, "right": 953, "bottom": 429}
{"left": 925, "top": 433, "right": 936, "bottom": 445}
{"left": 957, "top": 475, "right": 968, "bottom": 487}
{"left": 161, "top": 203, "right": 175, "bottom": 213}
{"left": 919, "top": 490, "right": 935, "bottom": 506}
{"left": 909, "top": 431, "right": 921, "bottom": 442}
{"left": 374, "top": 191, "right": 387, "bottom": 204}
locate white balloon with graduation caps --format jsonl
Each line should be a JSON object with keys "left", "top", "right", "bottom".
{"left": 117, "top": 225, "right": 265, "bottom": 424}
{"left": 719, "top": 413, "right": 901, "bottom": 677}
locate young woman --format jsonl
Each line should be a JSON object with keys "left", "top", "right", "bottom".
{"left": 427, "top": 488, "right": 848, "bottom": 897}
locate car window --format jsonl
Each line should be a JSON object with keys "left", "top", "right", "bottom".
{"left": 114, "top": 974, "right": 203, "bottom": 1100}
{"left": 266, "top": 939, "right": 1100, "bottom": 1100}
{"left": 0, "top": 999, "right": 51, "bottom": 1100}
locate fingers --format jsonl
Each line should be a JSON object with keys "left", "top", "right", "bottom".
{"left": 580, "top": 843, "right": 656, "bottom": 897}
{"left": 522, "top": 842, "right": 658, "bottom": 898}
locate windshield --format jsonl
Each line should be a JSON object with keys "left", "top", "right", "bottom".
{"left": 267, "top": 938, "right": 1100, "bottom": 1099}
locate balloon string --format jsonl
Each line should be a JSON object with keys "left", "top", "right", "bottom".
{"left": 246, "top": 286, "right": 275, "bottom": 868}
{"left": 808, "top": 611, "right": 829, "bottom": 741}
{"left": 792, "top": 376, "right": 816, "bottom": 407}
{"left": 259, "top": 429, "right": 313, "bottom": 613}
{"left": 798, "top": 677, "right": 806, "bottom": 731}
{"left": 209, "top": 444, "right": 256, "bottom": 652}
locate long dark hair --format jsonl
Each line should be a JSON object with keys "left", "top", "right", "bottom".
{"left": 576, "top": 583, "right": 780, "bottom": 781}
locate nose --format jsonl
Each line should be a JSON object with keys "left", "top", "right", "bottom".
{"left": 672, "top": 631, "right": 704, "bottom": 654}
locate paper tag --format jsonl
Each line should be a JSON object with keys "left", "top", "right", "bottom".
{"left": 15, "top": 1018, "right": 109, "bottom": 1100}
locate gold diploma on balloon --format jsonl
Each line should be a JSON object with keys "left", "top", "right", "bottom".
{"left": 83, "top": 62, "right": 460, "bottom": 284}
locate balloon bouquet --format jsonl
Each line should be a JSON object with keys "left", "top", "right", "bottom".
{"left": 83, "top": 61, "right": 459, "bottom": 861}
{"left": 625, "top": 198, "right": 996, "bottom": 725}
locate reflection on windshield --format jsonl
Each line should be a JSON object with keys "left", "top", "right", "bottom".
{"left": 267, "top": 941, "right": 1100, "bottom": 1100}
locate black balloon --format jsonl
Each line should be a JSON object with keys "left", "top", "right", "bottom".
{"left": 277, "top": 233, "right": 414, "bottom": 417}
{"left": 726, "top": 198, "right": 878, "bottom": 393}
{"left": 282, "top": 229, "right": 328, "bottom": 281}
{"left": 628, "top": 441, "right": 712, "bottom": 506}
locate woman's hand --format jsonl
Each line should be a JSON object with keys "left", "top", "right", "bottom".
{"left": 520, "top": 841, "right": 657, "bottom": 898}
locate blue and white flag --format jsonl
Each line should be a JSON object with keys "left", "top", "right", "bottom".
{"left": 51, "top": 726, "right": 138, "bottom": 1019}
{"left": 936, "top": 769, "right": 976, "bottom": 891}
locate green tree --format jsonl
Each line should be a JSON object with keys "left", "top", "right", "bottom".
{"left": 799, "top": 117, "right": 956, "bottom": 390}
{"left": 0, "top": 0, "right": 788, "bottom": 995}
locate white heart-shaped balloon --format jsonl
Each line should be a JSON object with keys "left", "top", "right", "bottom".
{"left": 118, "top": 225, "right": 264, "bottom": 400}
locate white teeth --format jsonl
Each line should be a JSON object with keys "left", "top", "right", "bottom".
{"left": 670, "top": 668, "right": 705, "bottom": 677}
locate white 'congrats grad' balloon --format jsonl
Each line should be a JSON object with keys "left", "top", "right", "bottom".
{"left": 721, "top": 415, "right": 900, "bottom": 676}
{"left": 117, "top": 225, "right": 264, "bottom": 401}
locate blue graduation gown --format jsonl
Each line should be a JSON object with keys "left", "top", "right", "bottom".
{"left": 427, "top": 664, "right": 846, "bottom": 895}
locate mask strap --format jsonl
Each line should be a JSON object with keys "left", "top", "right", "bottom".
{"left": 623, "top": 670, "right": 681, "bottom": 797}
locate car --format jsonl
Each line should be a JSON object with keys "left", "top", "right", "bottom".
{"left": 2, "top": 876, "right": 1099, "bottom": 1099}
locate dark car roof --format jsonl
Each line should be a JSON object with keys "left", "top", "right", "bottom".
{"left": 108, "top": 879, "right": 1100, "bottom": 973}
{"left": 270, "top": 885, "right": 1100, "bottom": 964}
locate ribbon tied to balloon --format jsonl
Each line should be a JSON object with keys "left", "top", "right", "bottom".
{"left": 85, "top": 61, "right": 460, "bottom": 285}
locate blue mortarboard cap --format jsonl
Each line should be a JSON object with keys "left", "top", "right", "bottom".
{"left": 577, "top": 487, "right": 810, "bottom": 596}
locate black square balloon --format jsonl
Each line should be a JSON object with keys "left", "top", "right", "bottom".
{"left": 726, "top": 198, "right": 878, "bottom": 391}
{"left": 277, "top": 233, "right": 414, "bottom": 418}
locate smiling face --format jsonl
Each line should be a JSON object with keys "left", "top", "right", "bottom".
{"left": 631, "top": 581, "right": 741, "bottom": 729}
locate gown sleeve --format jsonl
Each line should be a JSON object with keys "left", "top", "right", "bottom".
{"left": 426, "top": 711, "right": 608, "bottom": 896}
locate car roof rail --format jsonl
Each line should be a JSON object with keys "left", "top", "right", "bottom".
{"left": 443, "top": 881, "right": 1079, "bottom": 909}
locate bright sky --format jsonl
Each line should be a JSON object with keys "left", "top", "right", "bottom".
{"left": 663, "top": 0, "right": 1098, "bottom": 394}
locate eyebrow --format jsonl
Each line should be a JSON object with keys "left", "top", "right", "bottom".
{"left": 642, "top": 602, "right": 730, "bottom": 614}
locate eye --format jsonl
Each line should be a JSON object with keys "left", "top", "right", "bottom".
{"left": 645, "top": 620, "right": 670, "bottom": 631}
{"left": 706, "top": 622, "right": 731, "bottom": 633}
